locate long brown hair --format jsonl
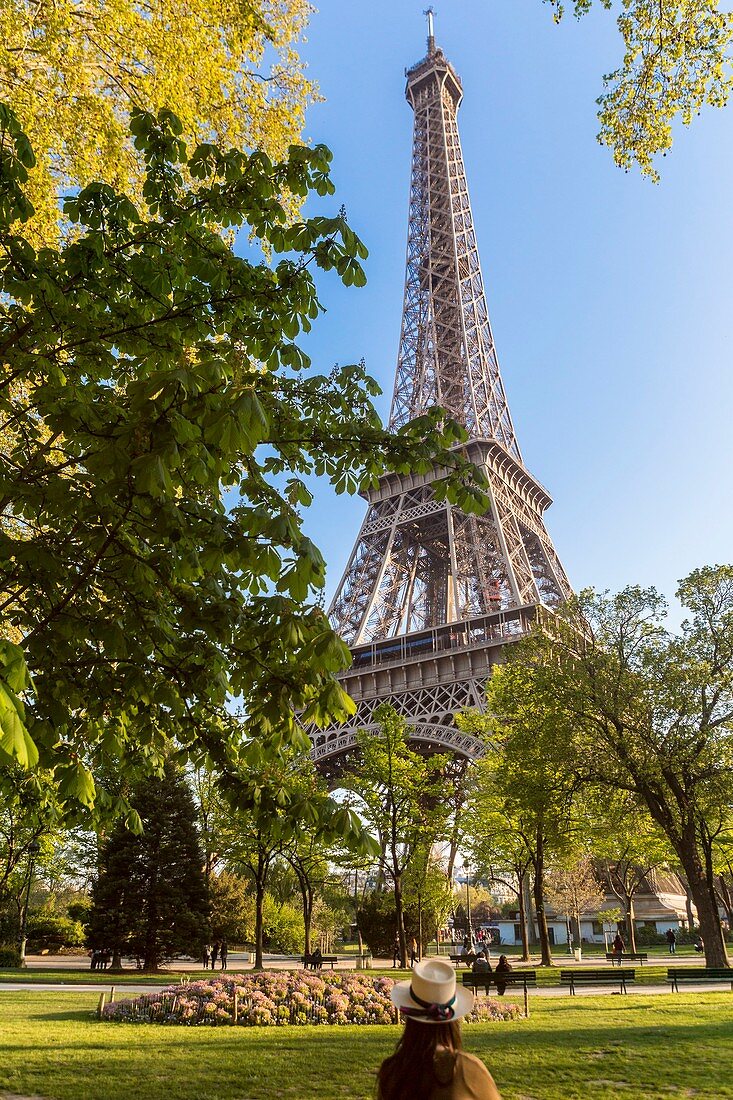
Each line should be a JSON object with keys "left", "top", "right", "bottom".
{"left": 377, "top": 1018, "right": 463, "bottom": 1099}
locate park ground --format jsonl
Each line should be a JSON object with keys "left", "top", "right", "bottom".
{"left": 0, "top": 990, "right": 732, "bottom": 1100}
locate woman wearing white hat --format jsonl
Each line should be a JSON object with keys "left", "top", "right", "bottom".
{"left": 377, "top": 958, "right": 502, "bottom": 1099}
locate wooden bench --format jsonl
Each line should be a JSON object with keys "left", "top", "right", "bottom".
{"left": 667, "top": 967, "right": 733, "bottom": 992}
{"left": 605, "top": 952, "right": 648, "bottom": 966}
{"left": 301, "top": 954, "right": 338, "bottom": 970}
{"left": 449, "top": 953, "right": 481, "bottom": 965}
{"left": 461, "top": 970, "right": 536, "bottom": 1015}
{"left": 560, "top": 968, "right": 635, "bottom": 995}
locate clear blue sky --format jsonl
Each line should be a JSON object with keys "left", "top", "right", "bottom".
{"left": 292, "top": 0, "right": 733, "bottom": 621}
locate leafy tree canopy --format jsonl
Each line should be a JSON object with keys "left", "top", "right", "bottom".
{"left": 545, "top": 0, "right": 733, "bottom": 178}
{"left": 489, "top": 565, "right": 733, "bottom": 965}
{"left": 0, "top": 106, "right": 486, "bottom": 821}
{"left": 0, "top": 0, "right": 317, "bottom": 244}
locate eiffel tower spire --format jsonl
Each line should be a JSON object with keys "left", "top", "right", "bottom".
{"left": 312, "top": 28, "right": 572, "bottom": 773}
{"left": 390, "top": 16, "right": 519, "bottom": 458}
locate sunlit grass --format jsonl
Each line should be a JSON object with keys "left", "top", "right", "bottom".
{"left": 0, "top": 991, "right": 731, "bottom": 1099}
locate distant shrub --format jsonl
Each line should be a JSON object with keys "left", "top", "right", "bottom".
{"left": 26, "top": 914, "right": 85, "bottom": 951}
{"left": 0, "top": 945, "right": 21, "bottom": 968}
{"left": 633, "top": 926, "right": 667, "bottom": 946}
{"left": 356, "top": 892, "right": 398, "bottom": 956}
{"left": 262, "top": 897, "right": 304, "bottom": 955}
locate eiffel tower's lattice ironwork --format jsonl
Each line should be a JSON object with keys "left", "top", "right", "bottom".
{"left": 311, "top": 18, "right": 571, "bottom": 777}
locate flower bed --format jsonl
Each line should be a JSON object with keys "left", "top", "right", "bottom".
{"left": 102, "top": 972, "right": 520, "bottom": 1027}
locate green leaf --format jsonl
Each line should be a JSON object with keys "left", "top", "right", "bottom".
{"left": 0, "top": 683, "right": 38, "bottom": 768}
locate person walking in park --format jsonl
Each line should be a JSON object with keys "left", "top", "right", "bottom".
{"left": 203, "top": 943, "right": 211, "bottom": 969}
{"left": 211, "top": 941, "right": 219, "bottom": 969}
{"left": 377, "top": 958, "right": 502, "bottom": 1099}
{"left": 220, "top": 940, "right": 228, "bottom": 970}
{"left": 392, "top": 935, "right": 401, "bottom": 969}
{"left": 612, "top": 932, "right": 625, "bottom": 964}
{"left": 666, "top": 928, "right": 677, "bottom": 954}
{"left": 494, "top": 955, "right": 512, "bottom": 996}
{"left": 410, "top": 936, "right": 419, "bottom": 966}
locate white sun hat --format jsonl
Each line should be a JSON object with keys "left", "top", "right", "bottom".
{"left": 390, "top": 958, "right": 475, "bottom": 1024}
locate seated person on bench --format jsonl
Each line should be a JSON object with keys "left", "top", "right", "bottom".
{"left": 472, "top": 949, "right": 491, "bottom": 976}
{"left": 494, "top": 955, "right": 512, "bottom": 995}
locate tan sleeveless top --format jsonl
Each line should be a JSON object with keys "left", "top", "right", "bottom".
{"left": 430, "top": 1050, "right": 502, "bottom": 1100}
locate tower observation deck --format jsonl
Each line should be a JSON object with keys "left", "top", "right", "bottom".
{"left": 311, "top": 19, "right": 571, "bottom": 776}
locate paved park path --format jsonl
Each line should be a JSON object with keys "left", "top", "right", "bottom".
{"left": 2, "top": 980, "right": 729, "bottom": 998}
{"left": 2, "top": 951, "right": 728, "bottom": 999}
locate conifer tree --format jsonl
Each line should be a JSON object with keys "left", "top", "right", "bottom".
{"left": 89, "top": 763, "right": 209, "bottom": 970}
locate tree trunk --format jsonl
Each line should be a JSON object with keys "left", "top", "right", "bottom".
{"left": 716, "top": 874, "right": 733, "bottom": 932}
{"left": 626, "top": 894, "right": 637, "bottom": 953}
{"left": 517, "top": 871, "right": 530, "bottom": 961}
{"left": 523, "top": 875, "right": 538, "bottom": 946}
{"left": 254, "top": 873, "right": 265, "bottom": 970}
{"left": 570, "top": 909, "right": 581, "bottom": 950}
{"left": 678, "top": 841, "right": 728, "bottom": 967}
{"left": 375, "top": 835, "right": 388, "bottom": 893}
{"left": 532, "top": 829, "right": 552, "bottom": 966}
{"left": 303, "top": 884, "right": 314, "bottom": 958}
{"left": 251, "top": 848, "right": 270, "bottom": 971}
{"left": 394, "top": 872, "right": 407, "bottom": 967}
{"left": 684, "top": 884, "right": 695, "bottom": 933}
{"left": 294, "top": 865, "right": 313, "bottom": 958}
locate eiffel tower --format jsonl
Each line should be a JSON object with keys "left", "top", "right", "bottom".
{"left": 311, "top": 14, "right": 571, "bottom": 775}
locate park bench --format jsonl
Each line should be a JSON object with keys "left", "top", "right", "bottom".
{"left": 462, "top": 970, "right": 536, "bottom": 1015}
{"left": 560, "top": 968, "right": 636, "bottom": 995}
{"left": 301, "top": 954, "right": 338, "bottom": 970}
{"left": 667, "top": 967, "right": 733, "bottom": 992}
{"left": 449, "top": 953, "right": 481, "bottom": 965}
{"left": 605, "top": 951, "right": 648, "bottom": 966}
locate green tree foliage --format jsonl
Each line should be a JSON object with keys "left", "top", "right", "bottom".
{"left": 463, "top": 760, "right": 534, "bottom": 961}
{"left": 282, "top": 828, "right": 333, "bottom": 957}
{"left": 210, "top": 748, "right": 368, "bottom": 968}
{"left": 344, "top": 705, "right": 451, "bottom": 967}
{"left": 355, "top": 890, "right": 399, "bottom": 958}
{"left": 590, "top": 793, "right": 674, "bottom": 951}
{"left": 0, "top": 767, "right": 60, "bottom": 947}
{"left": 545, "top": 1, "right": 733, "bottom": 178}
{"left": 489, "top": 565, "right": 733, "bottom": 967}
{"left": 208, "top": 870, "right": 253, "bottom": 945}
{"left": 460, "top": 706, "right": 581, "bottom": 966}
{"left": 88, "top": 762, "right": 209, "bottom": 970}
{"left": 262, "top": 894, "right": 304, "bottom": 955}
{"left": 0, "top": 106, "right": 485, "bottom": 818}
{"left": 402, "top": 849, "right": 454, "bottom": 953}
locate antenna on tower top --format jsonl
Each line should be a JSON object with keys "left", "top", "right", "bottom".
{"left": 424, "top": 6, "right": 436, "bottom": 54}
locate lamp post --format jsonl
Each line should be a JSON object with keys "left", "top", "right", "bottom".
{"left": 463, "top": 861, "right": 472, "bottom": 944}
{"left": 18, "top": 840, "right": 41, "bottom": 966}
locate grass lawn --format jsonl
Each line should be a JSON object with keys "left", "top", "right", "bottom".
{"left": 0, "top": 991, "right": 731, "bottom": 1099}
{"left": 0, "top": 968, "right": 211, "bottom": 986}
